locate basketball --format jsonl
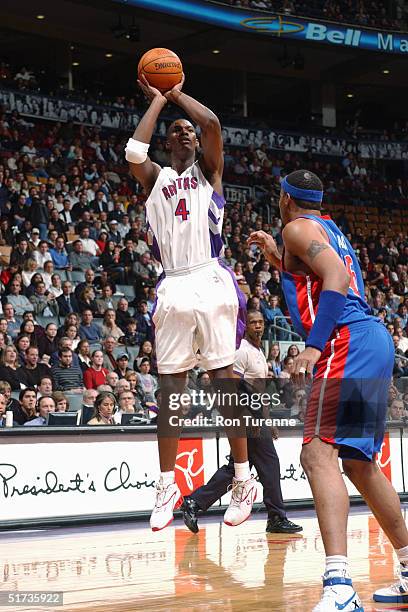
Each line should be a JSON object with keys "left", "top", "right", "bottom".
{"left": 138, "top": 48, "right": 183, "bottom": 93}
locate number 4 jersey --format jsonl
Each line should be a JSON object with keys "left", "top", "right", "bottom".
{"left": 282, "top": 214, "right": 373, "bottom": 340}
{"left": 145, "top": 161, "right": 224, "bottom": 271}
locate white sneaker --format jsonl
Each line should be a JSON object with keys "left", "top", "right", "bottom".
{"left": 150, "top": 480, "right": 183, "bottom": 532}
{"left": 373, "top": 564, "right": 408, "bottom": 603}
{"left": 313, "top": 573, "right": 364, "bottom": 611}
{"left": 223, "top": 475, "right": 257, "bottom": 526}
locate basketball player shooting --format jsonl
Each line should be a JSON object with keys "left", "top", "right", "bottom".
{"left": 126, "top": 73, "right": 255, "bottom": 532}
{"left": 248, "top": 169, "right": 408, "bottom": 611}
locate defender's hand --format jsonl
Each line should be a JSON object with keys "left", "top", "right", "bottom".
{"left": 248, "top": 231, "right": 280, "bottom": 261}
{"left": 137, "top": 74, "right": 167, "bottom": 104}
{"left": 291, "top": 347, "right": 321, "bottom": 386}
{"left": 164, "top": 73, "right": 185, "bottom": 103}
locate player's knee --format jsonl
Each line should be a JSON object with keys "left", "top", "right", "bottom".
{"left": 342, "top": 458, "right": 378, "bottom": 482}
{"left": 301, "top": 440, "right": 337, "bottom": 475}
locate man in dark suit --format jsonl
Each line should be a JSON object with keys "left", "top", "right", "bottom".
{"left": 57, "top": 280, "right": 79, "bottom": 316}
{"left": 90, "top": 190, "right": 109, "bottom": 215}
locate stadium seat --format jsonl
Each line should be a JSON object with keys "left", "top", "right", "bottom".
{"left": 65, "top": 394, "right": 84, "bottom": 413}
{"left": 69, "top": 271, "right": 86, "bottom": 283}
{"left": 36, "top": 315, "right": 60, "bottom": 327}
{"left": 126, "top": 345, "right": 140, "bottom": 364}
{"left": 116, "top": 285, "right": 136, "bottom": 299}
{"left": 89, "top": 343, "right": 102, "bottom": 352}
{"left": 11, "top": 390, "right": 20, "bottom": 401}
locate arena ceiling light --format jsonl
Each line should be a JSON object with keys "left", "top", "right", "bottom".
{"left": 212, "top": 49, "right": 220, "bottom": 54}
{"left": 105, "top": 53, "right": 113, "bottom": 58}
{"left": 36, "top": 14, "right": 45, "bottom": 20}
{"left": 346, "top": 93, "right": 354, "bottom": 98}
{"left": 382, "top": 69, "right": 390, "bottom": 74}
{"left": 72, "top": 62, "right": 80, "bottom": 67}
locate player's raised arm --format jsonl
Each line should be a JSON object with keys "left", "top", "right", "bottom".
{"left": 165, "top": 77, "right": 223, "bottom": 191}
{"left": 125, "top": 75, "right": 166, "bottom": 194}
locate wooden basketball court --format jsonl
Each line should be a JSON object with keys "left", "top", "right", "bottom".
{"left": 0, "top": 507, "right": 407, "bottom": 611}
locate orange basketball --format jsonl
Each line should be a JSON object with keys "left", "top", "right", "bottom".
{"left": 138, "top": 48, "right": 183, "bottom": 94}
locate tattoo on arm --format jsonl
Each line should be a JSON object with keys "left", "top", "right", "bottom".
{"left": 306, "top": 240, "right": 329, "bottom": 261}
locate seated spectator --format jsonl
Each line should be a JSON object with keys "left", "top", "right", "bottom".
{"left": 37, "top": 322, "right": 58, "bottom": 357}
{"left": 48, "top": 273, "right": 63, "bottom": 298}
{"left": 267, "top": 343, "right": 282, "bottom": 378}
{"left": 52, "top": 391, "right": 69, "bottom": 412}
{"left": 10, "top": 238, "right": 30, "bottom": 268}
{"left": 0, "top": 392, "right": 9, "bottom": 427}
{"left": 32, "top": 240, "right": 52, "bottom": 269}
{"left": 15, "top": 333, "right": 30, "bottom": 366}
{"left": 29, "top": 280, "right": 58, "bottom": 317}
{"left": 101, "top": 308, "right": 123, "bottom": 342}
{"left": 134, "top": 300, "right": 153, "bottom": 342}
{"left": 0, "top": 344, "right": 21, "bottom": 389}
{"left": 106, "top": 370, "right": 119, "bottom": 389}
{"left": 79, "top": 225, "right": 101, "bottom": 258}
{"left": 99, "top": 239, "right": 125, "bottom": 282}
{"left": 4, "top": 277, "right": 34, "bottom": 316}
{"left": 38, "top": 376, "right": 53, "bottom": 397}
{"left": 115, "top": 352, "right": 133, "bottom": 379}
{"left": 3, "top": 303, "right": 21, "bottom": 339}
{"left": 137, "top": 358, "right": 158, "bottom": 403}
{"left": 96, "top": 284, "right": 119, "bottom": 315}
{"left": 74, "top": 268, "right": 95, "bottom": 300}
{"left": 19, "top": 318, "right": 37, "bottom": 347}
{"left": 51, "top": 348, "right": 84, "bottom": 393}
{"left": 65, "top": 323, "right": 80, "bottom": 350}
{"left": 114, "top": 390, "right": 137, "bottom": 424}
{"left": 389, "top": 398, "right": 407, "bottom": 421}
{"left": 78, "top": 286, "right": 99, "bottom": 316}
{"left": 115, "top": 297, "right": 132, "bottom": 332}
{"left": 261, "top": 294, "right": 290, "bottom": 339}
{"left": 50, "top": 236, "right": 70, "bottom": 269}
{"left": 83, "top": 350, "right": 109, "bottom": 389}
{"left": 102, "top": 336, "right": 118, "bottom": 372}
{"left": 17, "top": 345, "right": 52, "bottom": 387}
{"left": 0, "top": 380, "right": 20, "bottom": 415}
{"left": 134, "top": 339, "right": 155, "bottom": 372}
{"left": 119, "top": 318, "right": 143, "bottom": 347}
{"left": 24, "top": 395, "right": 56, "bottom": 426}
{"left": 87, "top": 391, "right": 116, "bottom": 425}
{"left": 22, "top": 258, "right": 39, "bottom": 287}
{"left": 78, "top": 309, "right": 102, "bottom": 343}
{"left": 76, "top": 338, "right": 91, "bottom": 371}
{"left": 13, "top": 387, "right": 37, "bottom": 425}
{"left": 57, "top": 280, "right": 79, "bottom": 316}
{"left": 69, "top": 240, "right": 98, "bottom": 271}
{"left": 51, "top": 337, "right": 80, "bottom": 367}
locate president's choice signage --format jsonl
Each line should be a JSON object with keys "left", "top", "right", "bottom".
{"left": 118, "top": 0, "right": 408, "bottom": 55}
{"left": 0, "top": 428, "right": 405, "bottom": 524}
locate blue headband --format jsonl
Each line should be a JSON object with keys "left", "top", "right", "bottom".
{"left": 281, "top": 176, "right": 323, "bottom": 203}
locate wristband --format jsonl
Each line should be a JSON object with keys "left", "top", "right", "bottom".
{"left": 305, "top": 290, "right": 347, "bottom": 352}
{"left": 125, "top": 138, "right": 150, "bottom": 164}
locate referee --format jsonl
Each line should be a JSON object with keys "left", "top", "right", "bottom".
{"left": 182, "top": 310, "right": 302, "bottom": 534}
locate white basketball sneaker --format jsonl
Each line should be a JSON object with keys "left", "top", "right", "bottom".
{"left": 150, "top": 480, "right": 183, "bottom": 532}
{"left": 223, "top": 475, "right": 257, "bottom": 526}
{"left": 313, "top": 573, "right": 364, "bottom": 612}
{"left": 373, "top": 564, "right": 408, "bottom": 604}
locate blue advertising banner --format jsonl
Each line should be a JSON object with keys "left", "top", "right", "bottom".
{"left": 116, "top": 0, "right": 408, "bottom": 54}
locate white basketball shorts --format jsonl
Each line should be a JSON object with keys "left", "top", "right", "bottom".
{"left": 152, "top": 259, "right": 245, "bottom": 374}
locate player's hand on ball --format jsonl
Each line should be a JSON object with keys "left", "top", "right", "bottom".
{"left": 164, "top": 73, "right": 185, "bottom": 103}
{"left": 291, "top": 347, "right": 321, "bottom": 386}
{"left": 248, "top": 231, "right": 279, "bottom": 259}
{"left": 137, "top": 74, "right": 167, "bottom": 103}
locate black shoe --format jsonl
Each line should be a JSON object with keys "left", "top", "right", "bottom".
{"left": 266, "top": 515, "right": 303, "bottom": 534}
{"left": 181, "top": 497, "right": 200, "bottom": 534}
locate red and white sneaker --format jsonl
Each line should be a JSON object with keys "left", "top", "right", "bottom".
{"left": 150, "top": 480, "right": 183, "bottom": 532}
{"left": 223, "top": 475, "right": 257, "bottom": 526}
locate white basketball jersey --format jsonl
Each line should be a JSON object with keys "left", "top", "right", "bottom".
{"left": 145, "top": 161, "right": 225, "bottom": 271}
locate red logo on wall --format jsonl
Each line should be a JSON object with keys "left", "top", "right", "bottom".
{"left": 175, "top": 438, "right": 205, "bottom": 496}
{"left": 376, "top": 432, "right": 392, "bottom": 482}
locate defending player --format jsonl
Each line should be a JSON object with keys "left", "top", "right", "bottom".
{"left": 126, "top": 75, "right": 255, "bottom": 532}
{"left": 249, "top": 169, "right": 408, "bottom": 611}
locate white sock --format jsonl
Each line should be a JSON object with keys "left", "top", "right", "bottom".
{"left": 160, "top": 470, "right": 175, "bottom": 486}
{"left": 234, "top": 461, "right": 250, "bottom": 481}
{"left": 325, "top": 555, "right": 350, "bottom": 577}
{"left": 396, "top": 544, "right": 408, "bottom": 566}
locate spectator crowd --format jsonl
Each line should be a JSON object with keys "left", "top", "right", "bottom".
{"left": 215, "top": 0, "right": 408, "bottom": 30}
{"left": 0, "top": 77, "right": 407, "bottom": 428}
